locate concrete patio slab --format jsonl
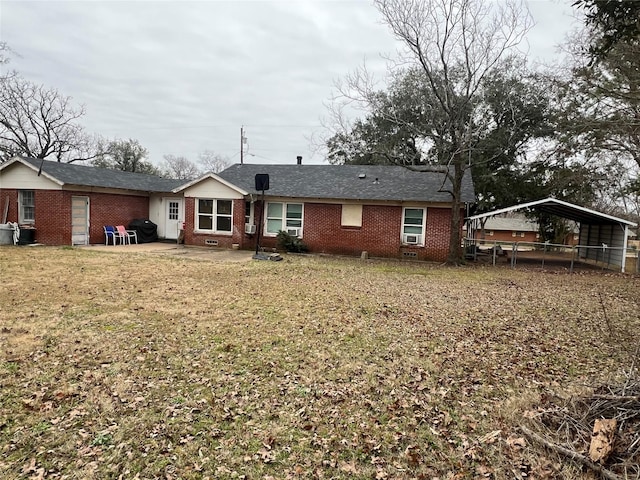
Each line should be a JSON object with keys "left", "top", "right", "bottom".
{"left": 80, "top": 242, "right": 254, "bottom": 263}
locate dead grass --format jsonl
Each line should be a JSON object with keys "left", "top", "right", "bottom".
{"left": 0, "top": 246, "right": 638, "bottom": 479}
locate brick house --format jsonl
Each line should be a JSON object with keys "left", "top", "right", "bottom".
{"left": 0, "top": 157, "right": 182, "bottom": 245}
{"left": 0, "top": 157, "right": 475, "bottom": 262}
{"left": 208, "top": 163, "right": 475, "bottom": 262}
{"left": 473, "top": 214, "right": 540, "bottom": 243}
{"left": 472, "top": 214, "right": 580, "bottom": 246}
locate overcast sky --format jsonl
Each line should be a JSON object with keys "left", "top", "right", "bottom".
{"left": 1, "top": 0, "right": 580, "bottom": 167}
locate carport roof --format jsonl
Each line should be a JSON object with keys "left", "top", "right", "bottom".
{"left": 468, "top": 198, "right": 637, "bottom": 227}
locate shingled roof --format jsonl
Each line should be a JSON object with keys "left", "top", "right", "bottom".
{"left": 217, "top": 164, "right": 475, "bottom": 203}
{"left": 11, "top": 157, "right": 183, "bottom": 192}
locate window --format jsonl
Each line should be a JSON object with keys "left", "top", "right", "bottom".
{"left": 196, "top": 199, "right": 232, "bottom": 233}
{"left": 402, "top": 207, "right": 425, "bottom": 245}
{"left": 245, "top": 201, "right": 253, "bottom": 225}
{"left": 341, "top": 204, "right": 362, "bottom": 227}
{"left": 488, "top": 230, "right": 494, "bottom": 236}
{"left": 19, "top": 190, "right": 35, "bottom": 224}
{"left": 266, "top": 202, "right": 303, "bottom": 235}
{"left": 168, "top": 201, "right": 179, "bottom": 220}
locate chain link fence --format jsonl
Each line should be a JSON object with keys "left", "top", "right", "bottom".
{"left": 465, "top": 238, "right": 639, "bottom": 273}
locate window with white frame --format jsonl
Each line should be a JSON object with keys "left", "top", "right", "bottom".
{"left": 401, "top": 208, "right": 425, "bottom": 245}
{"left": 266, "top": 202, "right": 303, "bottom": 235}
{"left": 19, "top": 190, "right": 35, "bottom": 224}
{"left": 196, "top": 199, "right": 232, "bottom": 233}
{"left": 245, "top": 201, "right": 253, "bottom": 225}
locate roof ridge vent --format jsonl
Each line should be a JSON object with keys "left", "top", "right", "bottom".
{"left": 358, "top": 173, "right": 366, "bottom": 179}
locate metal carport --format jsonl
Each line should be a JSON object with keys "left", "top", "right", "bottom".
{"left": 467, "top": 198, "right": 637, "bottom": 272}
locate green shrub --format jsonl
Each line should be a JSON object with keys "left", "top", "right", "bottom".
{"left": 276, "top": 230, "right": 308, "bottom": 253}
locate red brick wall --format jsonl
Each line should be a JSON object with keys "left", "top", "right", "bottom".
{"left": 223, "top": 201, "right": 454, "bottom": 262}
{"left": 1, "top": 189, "right": 18, "bottom": 225}
{"left": 474, "top": 230, "right": 538, "bottom": 243}
{"left": 0, "top": 188, "right": 148, "bottom": 245}
{"left": 182, "top": 198, "right": 246, "bottom": 248}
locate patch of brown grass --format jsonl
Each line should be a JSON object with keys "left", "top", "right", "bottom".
{"left": 0, "top": 246, "right": 638, "bottom": 479}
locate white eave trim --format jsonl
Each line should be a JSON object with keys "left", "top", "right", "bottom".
{"left": 172, "top": 172, "right": 248, "bottom": 195}
{"left": 467, "top": 197, "right": 637, "bottom": 227}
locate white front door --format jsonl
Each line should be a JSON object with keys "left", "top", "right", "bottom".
{"left": 164, "top": 199, "right": 183, "bottom": 240}
{"left": 71, "top": 196, "right": 90, "bottom": 245}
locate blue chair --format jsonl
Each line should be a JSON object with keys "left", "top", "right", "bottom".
{"left": 103, "top": 226, "right": 118, "bottom": 245}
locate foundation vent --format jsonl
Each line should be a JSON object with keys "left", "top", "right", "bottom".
{"left": 205, "top": 239, "right": 218, "bottom": 246}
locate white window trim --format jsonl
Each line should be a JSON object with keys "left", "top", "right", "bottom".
{"left": 245, "top": 201, "right": 254, "bottom": 226}
{"left": 19, "top": 190, "right": 35, "bottom": 224}
{"left": 264, "top": 202, "right": 304, "bottom": 237}
{"left": 194, "top": 198, "right": 233, "bottom": 235}
{"left": 401, "top": 207, "right": 426, "bottom": 246}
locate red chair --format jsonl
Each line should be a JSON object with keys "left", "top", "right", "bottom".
{"left": 115, "top": 225, "right": 137, "bottom": 245}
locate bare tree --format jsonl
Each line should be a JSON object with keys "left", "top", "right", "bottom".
{"left": 161, "top": 154, "right": 201, "bottom": 180}
{"left": 198, "top": 150, "right": 230, "bottom": 173}
{"left": 0, "top": 73, "right": 102, "bottom": 163}
{"left": 92, "top": 138, "right": 159, "bottom": 175}
{"left": 329, "top": 0, "right": 532, "bottom": 263}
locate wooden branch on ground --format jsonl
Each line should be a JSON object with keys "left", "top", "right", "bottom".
{"left": 520, "top": 425, "right": 622, "bottom": 480}
{"left": 590, "top": 394, "right": 640, "bottom": 402}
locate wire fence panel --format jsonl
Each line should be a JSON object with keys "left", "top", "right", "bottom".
{"left": 465, "top": 238, "right": 639, "bottom": 273}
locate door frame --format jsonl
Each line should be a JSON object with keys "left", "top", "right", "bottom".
{"left": 164, "top": 198, "right": 184, "bottom": 240}
{"left": 71, "top": 195, "right": 90, "bottom": 245}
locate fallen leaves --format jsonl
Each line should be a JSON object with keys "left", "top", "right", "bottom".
{"left": 0, "top": 247, "right": 638, "bottom": 479}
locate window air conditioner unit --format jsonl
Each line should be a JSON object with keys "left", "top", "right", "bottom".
{"left": 286, "top": 227, "right": 301, "bottom": 237}
{"left": 245, "top": 224, "right": 256, "bottom": 234}
{"left": 403, "top": 233, "right": 421, "bottom": 245}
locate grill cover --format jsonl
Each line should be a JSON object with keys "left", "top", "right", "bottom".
{"left": 128, "top": 219, "right": 158, "bottom": 243}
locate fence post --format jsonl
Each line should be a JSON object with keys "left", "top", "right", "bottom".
{"left": 511, "top": 243, "right": 517, "bottom": 269}
{"left": 492, "top": 241, "right": 497, "bottom": 266}
{"left": 541, "top": 241, "right": 548, "bottom": 270}
{"left": 570, "top": 245, "right": 575, "bottom": 273}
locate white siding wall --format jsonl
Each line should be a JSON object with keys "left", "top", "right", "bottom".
{"left": 0, "top": 163, "right": 61, "bottom": 189}
{"left": 183, "top": 178, "right": 244, "bottom": 199}
{"left": 149, "top": 195, "right": 165, "bottom": 237}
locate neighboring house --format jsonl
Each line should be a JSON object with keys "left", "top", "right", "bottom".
{"left": 0, "top": 157, "right": 475, "bottom": 262}
{"left": 473, "top": 214, "right": 540, "bottom": 243}
{"left": 472, "top": 213, "right": 581, "bottom": 245}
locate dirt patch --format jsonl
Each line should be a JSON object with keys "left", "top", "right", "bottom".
{"left": 81, "top": 242, "right": 254, "bottom": 262}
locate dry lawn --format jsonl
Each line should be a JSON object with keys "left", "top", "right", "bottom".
{"left": 0, "top": 246, "right": 638, "bottom": 479}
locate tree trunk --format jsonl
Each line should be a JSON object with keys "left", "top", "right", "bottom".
{"left": 446, "top": 163, "right": 466, "bottom": 265}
